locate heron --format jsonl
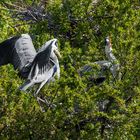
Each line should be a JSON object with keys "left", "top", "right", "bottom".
{"left": 75, "top": 36, "right": 120, "bottom": 115}
{"left": 78, "top": 36, "right": 120, "bottom": 86}
{"left": 0, "top": 33, "right": 61, "bottom": 97}
{"left": 19, "top": 37, "right": 61, "bottom": 96}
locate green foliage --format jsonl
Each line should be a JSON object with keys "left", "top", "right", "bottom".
{"left": 0, "top": 0, "right": 140, "bottom": 139}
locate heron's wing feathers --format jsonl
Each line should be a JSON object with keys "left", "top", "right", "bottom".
{"left": 29, "top": 45, "right": 53, "bottom": 80}
{"left": 34, "top": 65, "right": 57, "bottom": 96}
{"left": 12, "top": 34, "right": 37, "bottom": 71}
{"left": 94, "top": 60, "right": 112, "bottom": 70}
{"left": 34, "top": 44, "right": 52, "bottom": 69}
{"left": 78, "top": 61, "right": 112, "bottom": 77}
{"left": 28, "top": 62, "right": 39, "bottom": 80}
{"left": 0, "top": 34, "right": 37, "bottom": 78}
{"left": 0, "top": 36, "right": 20, "bottom": 66}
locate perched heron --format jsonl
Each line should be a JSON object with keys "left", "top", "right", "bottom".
{"left": 78, "top": 36, "right": 120, "bottom": 85}
{"left": 0, "top": 34, "right": 61, "bottom": 96}
{"left": 20, "top": 37, "right": 61, "bottom": 96}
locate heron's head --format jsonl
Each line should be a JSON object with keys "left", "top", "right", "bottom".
{"left": 51, "top": 39, "right": 61, "bottom": 58}
{"left": 105, "top": 36, "right": 112, "bottom": 52}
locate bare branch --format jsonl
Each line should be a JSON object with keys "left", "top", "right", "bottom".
{"left": 2, "top": 2, "right": 25, "bottom": 11}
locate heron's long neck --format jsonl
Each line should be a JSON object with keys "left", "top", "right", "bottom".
{"left": 105, "top": 44, "right": 120, "bottom": 79}
{"left": 50, "top": 52, "right": 60, "bottom": 78}
{"left": 105, "top": 45, "right": 116, "bottom": 63}
{"left": 50, "top": 52, "right": 59, "bottom": 64}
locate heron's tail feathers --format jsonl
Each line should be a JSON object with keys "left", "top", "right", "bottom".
{"left": 19, "top": 80, "right": 34, "bottom": 91}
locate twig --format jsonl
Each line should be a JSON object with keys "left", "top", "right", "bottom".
{"left": 13, "top": 21, "right": 34, "bottom": 27}
{"left": 2, "top": 2, "right": 25, "bottom": 10}
{"left": 27, "top": 10, "right": 38, "bottom": 21}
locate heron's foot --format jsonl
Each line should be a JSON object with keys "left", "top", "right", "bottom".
{"left": 33, "top": 93, "right": 37, "bottom": 97}
{"left": 36, "top": 96, "right": 57, "bottom": 112}
{"left": 44, "top": 98, "right": 57, "bottom": 109}
{"left": 40, "top": 106, "right": 46, "bottom": 112}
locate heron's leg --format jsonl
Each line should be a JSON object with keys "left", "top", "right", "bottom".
{"left": 35, "top": 90, "right": 57, "bottom": 112}
{"left": 34, "top": 83, "right": 47, "bottom": 112}
{"left": 33, "top": 81, "right": 46, "bottom": 97}
{"left": 36, "top": 95, "right": 56, "bottom": 112}
{"left": 44, "top": 97, "right": 57, "bottom": 108}
{"left": 36, "top": 96, "right": 48, "bottom": 112}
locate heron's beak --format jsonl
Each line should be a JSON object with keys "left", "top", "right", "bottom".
{"left": 54, "top": 49, "right": 62, "bottom": 58}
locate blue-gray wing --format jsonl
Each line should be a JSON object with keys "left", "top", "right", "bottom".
{"left": 12, "top": 34, "right": 37, "bottom": 72}
{"left": 94, "top": 60, "right": 112, "bottom": 70}
{"left": 0, "top": 34, "right": 37, "bottom": 78}
{"left": 29, "top": 41, "right": 53, "bottom": 79}
{"left": 0, "top": 36, "right": 20, "bottom": 66}
{"left": 78, "top": 61, "right": 111, "bottom": 77}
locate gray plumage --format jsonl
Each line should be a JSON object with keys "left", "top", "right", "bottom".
{"left": 0, "top": 36, "right": 20, "bottom": 66}
{"left": 19, "top": 38, "right": 61, "bottom": 96}
{"left": 78, "top": 37, "right": 119, "bottom": 85}
{"left": 0, "top": 34, "right": 36, "bottom": 78}
{"left": 13, "top": 34, "right": 36, "bottom": 70}
{"left": 12, "top": 34, "right": 37, "bottom": 78}
{"left": 0, "top": 34, "right": 61, "bottom": 95}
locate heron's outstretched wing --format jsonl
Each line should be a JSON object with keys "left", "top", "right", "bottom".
{"left": 19, "top": 59, "right": 56, "bottom": 92}
{"left": 28, "top": 41, "right": 53, "bottom": 80}
{"left": 78, "top": 60, "right": 112, "bottom": 85}
{"left": 0, "top": 36, "right": 20, "bottom": 66}
{"left": 33, "top": 64, "right": 57, "bottom": 96}
{"left": 78, "top": 61, "right": 111, "bottom": 77}
{"left": 0, "top": 34, "right": 37, "bottom": 78}
{"left": 20, "top": 39, "right": 59, "bottom": 93}
{"left": 12, "top": 34, "right": 37, "bottom": 73}
{"left": 94, "top": 60, "right": 112, "bottom": 70}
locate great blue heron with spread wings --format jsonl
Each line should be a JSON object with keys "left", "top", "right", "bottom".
{"left": 0, "top": 34, "right": 61, "bottom": 97}
{"left": 78, "top": 36, "right": 120, "bottom": 86}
